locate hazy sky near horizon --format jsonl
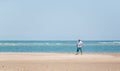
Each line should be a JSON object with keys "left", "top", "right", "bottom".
{"left": 0, "top": 0, "right": 120, "bottom": 40}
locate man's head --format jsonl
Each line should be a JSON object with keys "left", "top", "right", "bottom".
{"left": 78, "top": 39, "right": 80, "bottom": 42}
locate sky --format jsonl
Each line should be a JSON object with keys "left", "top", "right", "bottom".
{"left": 0, "top": 0, "right": 120, "bottom": 40}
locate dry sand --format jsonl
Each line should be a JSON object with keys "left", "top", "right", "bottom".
{"left": 0, "top": 52, "right": 120, "bottom": 71}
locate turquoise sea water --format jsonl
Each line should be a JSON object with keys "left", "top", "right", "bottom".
{"left": 0, "top": 40, "right": 120, "bottom": 52}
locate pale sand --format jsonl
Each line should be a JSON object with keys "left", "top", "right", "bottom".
{"left": 0, "top": 52, "right": 120, "bottom": 71}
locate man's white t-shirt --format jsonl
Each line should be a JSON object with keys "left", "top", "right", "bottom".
{"left": 77, "top": 41, "right": 83, "bottom": 47}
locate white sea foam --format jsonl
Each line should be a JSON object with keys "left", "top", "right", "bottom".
{"left": 0, "top": 42, "right": 75, "bottom": 46}
{"left": 113, "top": 42, "right": 120, "bottom": 44}
{"left": 99, "top": 42, "right": 120, "bottom": 44}
{"left": 0, "top": 41, "right": 120, "bottom": 47}
{"left": 97, "top": 41, "right": 120, "bottom": 45}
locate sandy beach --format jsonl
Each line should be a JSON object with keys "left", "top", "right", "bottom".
{"left": 0, "top": 52, "right": 120, "bottom": 71}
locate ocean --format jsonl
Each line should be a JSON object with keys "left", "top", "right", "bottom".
{"left": 0, "top": 40, "right": 120, "bottom": 52}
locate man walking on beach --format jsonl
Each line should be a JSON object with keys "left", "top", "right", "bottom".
{"left": 76, "top": 39, "right": 83, "bottom": 55}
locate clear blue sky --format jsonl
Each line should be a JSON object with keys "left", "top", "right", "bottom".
{"left": 0, "top": 0, "right": 120, "bottom": 40}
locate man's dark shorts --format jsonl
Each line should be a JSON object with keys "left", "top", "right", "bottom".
{"left": 77, "top": 47, "right": 82, "bottom": 52}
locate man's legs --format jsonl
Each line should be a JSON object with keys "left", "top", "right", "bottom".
{"left": 76, "top": 48, "right": 82, "bottom": 55}
{"left": 80, "top": 48, "right": 82, "bottom": 55}
{"left": 76, "top": 48, "right": 79, "bottom": 55}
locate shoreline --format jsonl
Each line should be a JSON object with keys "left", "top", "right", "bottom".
{"left": 0, "top": 52, "right": 119, "bottom": 60}
{"left": 0, "top": 52, "right": 119, "bottom": 54}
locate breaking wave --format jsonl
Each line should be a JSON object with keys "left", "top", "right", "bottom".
{"left": 0, "top": 41, "right": 120, "bottom": 46}
{"left": 0, "top": 42, "right": 75, "bottom": 46}
{"left": 98, "top": 41, "right": 120, "bottom": 45}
